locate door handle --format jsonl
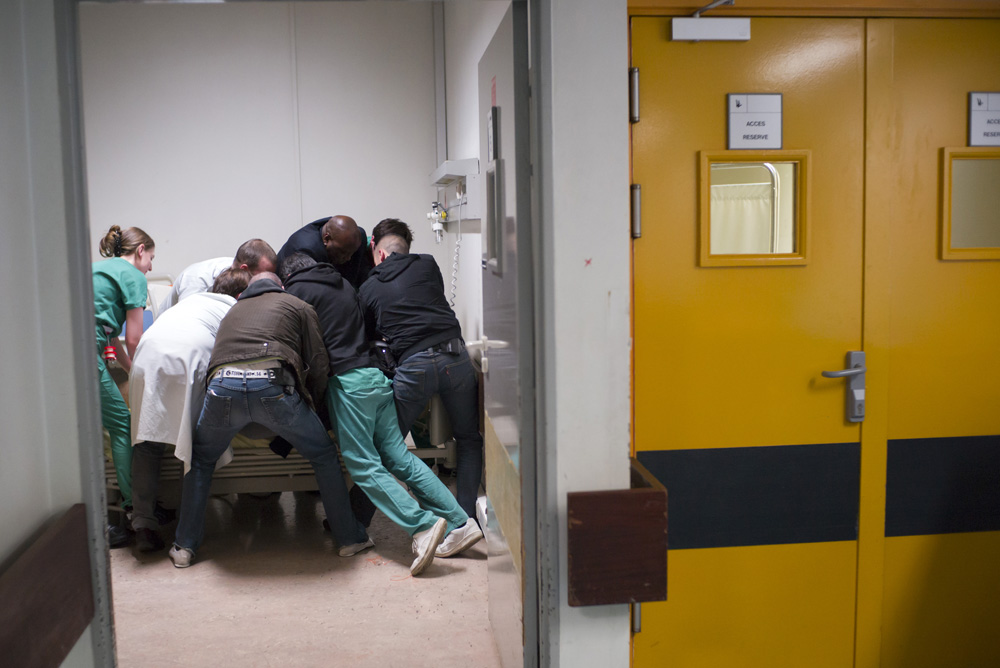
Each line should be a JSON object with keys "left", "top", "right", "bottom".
{"left": 821, "top": 365, "right": 866, "bottom": 378}
{"left": 466, "top": 336, "right": 511, "bottom": 375}
{"left": 821, "top": 351, "right": 865, "bottom": 423}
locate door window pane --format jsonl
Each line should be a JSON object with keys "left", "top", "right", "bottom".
{"left": 710, "top": 162, "right": 797, "bottom": 254}
{"left": 941, "top": 148, "right": 1000, "bottom": 260}
{"left": 951, "top": 158, "right": 1000, "bottom": 248}
{"left": 699, "top": 151, "right": 809, "bottom": 267}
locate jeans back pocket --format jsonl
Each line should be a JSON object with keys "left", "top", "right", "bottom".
{"left": 260, "top": 390, "right": 301, "bottom": 427}
{"left": 200, "top": 388, "right": 232, "bottom": 428}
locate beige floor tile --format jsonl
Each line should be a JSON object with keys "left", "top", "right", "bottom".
{"left": 111, "top": 491, "right": 500, "bottom": 668}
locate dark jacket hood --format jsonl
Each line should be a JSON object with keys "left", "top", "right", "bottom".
{"left": 284, "top": 263, "right": 344, "bottom": 291}
{"left": 370, "top": 252, "right": 420, "bottom": 282}
{"left": 282, "top": 262, "right": 371, "bottom": 377}
{"left": 238, "top": 278, "right": 284, "bottom": 301}
{"left": 360, "top": 252, "right": 462, "bottom": 362}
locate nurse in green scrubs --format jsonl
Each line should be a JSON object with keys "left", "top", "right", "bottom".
{"left": 93, "top": 224, "right": 155, "bottom": 546}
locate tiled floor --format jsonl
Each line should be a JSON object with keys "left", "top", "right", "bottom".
{"left": 109, "top": 490, "right": 501, "bottom": 667}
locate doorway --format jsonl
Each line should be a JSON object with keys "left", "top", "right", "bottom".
{"left": 71, "top": 1, "right": 529, "bottom": 665}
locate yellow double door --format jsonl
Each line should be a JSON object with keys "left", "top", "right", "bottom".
{"left": 632, "top": 17, "right": 1000, "bottom": 668}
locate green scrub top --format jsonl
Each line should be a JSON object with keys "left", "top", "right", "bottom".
{"left": 92, "top": 257, "right": 147, "bottom": 344}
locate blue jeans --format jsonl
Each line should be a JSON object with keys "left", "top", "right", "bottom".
{"left": 174, "top": 375, "right": 367, "bottom": 552}
{"left": 393, "top": 348, "right": 484, "bottom": 521}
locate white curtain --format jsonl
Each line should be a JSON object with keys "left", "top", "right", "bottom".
{"left": 710, "top": 183, "right": 772, "bottom": 254}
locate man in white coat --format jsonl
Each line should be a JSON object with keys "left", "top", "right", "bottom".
{"left": 155, "top": 239, "right": 277, "bottom": 316}
{"left": 129, "top": 268, "right": 251, "bottom": 552}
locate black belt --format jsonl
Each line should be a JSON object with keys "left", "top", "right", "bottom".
{"left": 398, "top": 336, "right": 465, "bottom": 364}
{"left": 426, "top": 338, "right": 464, "bottom": 355}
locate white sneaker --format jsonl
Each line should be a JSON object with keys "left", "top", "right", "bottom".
{"left": 169, "top": 545, "right": 194, "bottom": 568}
{"left": 436, "top": 518, "right": 483, "bottom": 558}
{"left": 410, "top": 517, "right": 447, "bottom": 576}
{"left": 338, "top": 536, "right": 374, "bottom": 557}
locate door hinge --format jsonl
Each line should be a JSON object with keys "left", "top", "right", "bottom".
{"left": 629, "top": 67, "right": 639, "bottom": 123}
{"left": 631, "top": 184, "right": 642, "bottom": 239}
{"left": 632, "top": 602, "right": 642, "bottom": 634}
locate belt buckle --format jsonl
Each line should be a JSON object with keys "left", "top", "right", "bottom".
{"left": 216, "top": 367, "right": 274, "bottom": 380}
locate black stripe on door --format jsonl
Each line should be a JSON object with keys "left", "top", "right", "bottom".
{"left": 637, "top": 443, "right": 860, "bottom": 550}
{"left": 885, "top": 435, "right": 1000, "bottom": 537}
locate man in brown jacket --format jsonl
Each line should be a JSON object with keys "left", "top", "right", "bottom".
{"left": 170, "top": 272, "right": 370, "bottom": 567}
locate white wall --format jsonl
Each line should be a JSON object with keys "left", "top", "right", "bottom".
{"left": 534, "top": 0, "right": 633, "bottom": 665}
{"left": 293, "top": 2, "right": 439, "bottom": 253}
{"left": 1, "top": 0, "right": 50, "bottom": 543}
{"left": 79, "top": 2, "right": 443, "bottom": 280}
{"left": 79, "top": 3, "right": 301, "bottom": 275}
{"left": 441, "top": 1, "right": 510, "bottom": 341}
{"left": 1, "top": 0, "right": 104, "bottom": 665}
{"left": 77, "top": 0, "right": 504, "bottom": 352}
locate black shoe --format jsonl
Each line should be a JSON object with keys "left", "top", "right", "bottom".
{"left": 108, "top": 523, "right": 131, "bottom": 549}
{"left": 349, "top": 484, "right": 377, "bottom": 528}
{"left": 135, "top": 527, "right": 165, "bottom": 553}
{"left": 153, "top": 503, "right": 176, "bottom": 526}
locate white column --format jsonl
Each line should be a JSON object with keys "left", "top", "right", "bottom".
{"left": 533, "top": 0, "right": 632, "bottom": 665}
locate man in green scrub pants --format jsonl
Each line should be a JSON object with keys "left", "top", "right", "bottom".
{"left": 281, "top": 253, "right": 483, "bottom": 576}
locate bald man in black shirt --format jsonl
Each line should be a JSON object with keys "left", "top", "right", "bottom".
{"left": 276, "top": 215, "right": 374, "bottom": 291}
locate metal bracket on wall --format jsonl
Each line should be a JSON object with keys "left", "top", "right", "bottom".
{"left": 692, "top": 0, "right": 734, "bottom": 17}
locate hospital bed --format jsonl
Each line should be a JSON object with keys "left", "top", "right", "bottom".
{"left": 105, "top": 407, "right": 456, "bottom": 506}
{"left": 105, "top": 278, "right": 457, "bottom": 508}
{"left": 105, "top": 403, "right": 456, "bottom": 512}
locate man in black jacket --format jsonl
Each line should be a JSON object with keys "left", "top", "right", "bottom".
{"left": 276, "top": 215, "right": 374, "bottom": 290}
{"left": 281, "top": 254, "right": 481, "bottom": 574}
{"left": 359, "top": 226, "right": 484, "bottom": 524}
